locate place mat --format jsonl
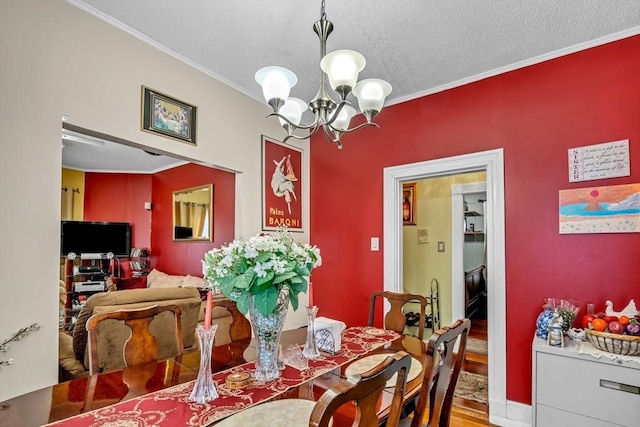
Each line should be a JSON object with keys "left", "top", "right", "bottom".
{"left": 45, "top": 326, "right": 400, "bottom": 427}
{"left": 344, "top": 354, "right": 422, "bottom": 388}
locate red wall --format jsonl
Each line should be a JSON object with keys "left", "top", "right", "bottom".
{"left": 84, "top": 164, "right": 235, "bottom": 278}
{"left": 310, "top": 36, "right": 640, "bottom": 405}
{"left": 151, "top": 163, "right": 235, "bottom": 276}
{"left": 84, "top": 173, "right": 152, "bottom": 249}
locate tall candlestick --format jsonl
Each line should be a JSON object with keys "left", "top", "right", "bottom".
{"left": 204, "top": 290, "right": 212, "bottom": 330}
{"left": 308, "top": 281, "right": 313, "bottom": 307}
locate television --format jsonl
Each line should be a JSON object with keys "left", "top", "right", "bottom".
{"left": 61, "top": 221, "right": 131, "bottom": 257}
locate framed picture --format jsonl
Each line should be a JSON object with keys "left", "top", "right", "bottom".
{"left": 141, "top": 86, "right": 197, "bottom": 145}
{"left": 403, "top": 182, "right": 417, "bottom": 225}
{"left": 262, "top": 136, "right": 303, "bottom": 232}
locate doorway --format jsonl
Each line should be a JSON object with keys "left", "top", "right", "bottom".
{"left": 383, "top": 149, "right": 506, "bottom": 424}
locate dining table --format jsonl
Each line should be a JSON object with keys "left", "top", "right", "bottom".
{"left": 0, "top": 326, "right": 427, "bottom": 427}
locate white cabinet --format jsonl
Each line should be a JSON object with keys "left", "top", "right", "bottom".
{"left": 532, "top": 336, "right": 640, "bottom": 426}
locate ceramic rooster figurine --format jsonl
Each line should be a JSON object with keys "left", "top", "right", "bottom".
{"left": 604, "top": 299, "right": 638, "bottom": 317}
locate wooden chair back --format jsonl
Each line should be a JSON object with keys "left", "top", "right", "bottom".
{"left": 310, "top": 351, "right": 412, "bottom": 427}
{"left": 369, "top": 291, "right": 429, "bottom": 339}
{"left": 410, "top": 318, "right": 471, "bottom": 427}
{"left": 85, "top": 304, "right": 184, "bottom": 375}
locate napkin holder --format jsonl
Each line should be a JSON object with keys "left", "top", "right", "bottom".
{"left": 314, "top": 316, "right": 346, "bottom": 354}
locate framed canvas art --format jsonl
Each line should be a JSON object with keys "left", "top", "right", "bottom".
{"left": 403, "top": 182, "right": 417, "bottom": 225}
{"left": 141, "top": 86, "right": 197, "bottom": 145}
{"left": 262, "top": 136, "right": 303, "bottom": 231}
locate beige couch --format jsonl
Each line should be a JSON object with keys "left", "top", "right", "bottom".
{"left": 59, "top": 286, "right": 203, "bottom": 380}
{"left": 145, "top": 269, "right": 236, "bottom": 345}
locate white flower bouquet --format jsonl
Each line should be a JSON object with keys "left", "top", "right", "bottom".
{"left": 202, "top": 229, "right": 322, "bottom": 317}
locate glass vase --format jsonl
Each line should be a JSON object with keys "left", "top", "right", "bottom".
{"left": 189, "top": 324, "right": 219, "bottom": 403}
{"left": 302, "top": 305, "right": 320, "bottom": 360}
{"left": 249, "top": 291, "right": 289, "bottom": 382}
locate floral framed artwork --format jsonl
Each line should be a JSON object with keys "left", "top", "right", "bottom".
{"left": 262, "top": 136, "right": 303, "bottom": 232}
{"left": 403, "top": 182, "right": 417, "bottom": 225}
{"left": 141, "top": 86, "right": 197, "bottom": 145}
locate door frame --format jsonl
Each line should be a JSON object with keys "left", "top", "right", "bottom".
{"left": 383, "top": 148, "right": 507, "bottom": 422}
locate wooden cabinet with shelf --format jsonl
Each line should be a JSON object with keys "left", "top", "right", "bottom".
{"left": 129, "top": 247, "right": 150, "bottom": 277}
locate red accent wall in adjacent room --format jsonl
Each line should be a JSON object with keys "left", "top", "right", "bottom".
{"left": 84, "top": 173, "right": 152, "bottom": 249}
{"left": 310, "top": 36, "right": 640, "bottom": 405}
{"left": 151, "top": 163, "right": 235, "bottom": 276}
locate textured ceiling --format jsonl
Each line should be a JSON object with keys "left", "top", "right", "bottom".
{"left": 63, "top": 0, "right": 640, "bottom": 171}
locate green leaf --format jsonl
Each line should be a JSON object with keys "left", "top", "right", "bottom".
{"left": 256, "top": 271, "right": 275, "bottom": 286}
{"left": 235, "top": 291, "right": 250, "bottom": 315}
{"left": 288, "top": 289, "right": 299, "bottom": 311}
{"left": 273, "top": 271, "right": 297, "bottom": 284}
{"left": 254, "top": 287, "right": 278, "bottom": 316}
{"left": 256, "top": 252, "right": 271, "bottom": 263}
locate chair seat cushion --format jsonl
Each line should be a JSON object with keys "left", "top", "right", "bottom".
{"left": 215, "top": 399, "right": 316, "bottom": 426}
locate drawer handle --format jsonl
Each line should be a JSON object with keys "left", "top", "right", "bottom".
{"left": 599, "top": 379, "right": 640, "bottom": 395}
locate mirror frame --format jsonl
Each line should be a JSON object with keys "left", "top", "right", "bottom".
{"left": 172, "top": 183, "right": 213, "bottom": 242}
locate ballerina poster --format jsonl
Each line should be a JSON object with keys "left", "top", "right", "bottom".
{"left": 262, "top": 136, "right": 303, "bottom": 232}
{"left": 559, "top": 183, "right": 640, "bottom": 234}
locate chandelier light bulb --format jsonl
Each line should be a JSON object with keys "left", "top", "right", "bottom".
{"left": 332, "top": 105, "right": 356, "bottom": 131}
{"left": 353, "top": 78, "right": 392, "bottom": 115}
{"left": 320, "top": 50, "right": 365, "bottom": 94}
{"left": 255, "top": 66, "right": 297, "bottom": 106}
{"left": 278, "top": 98, "right": 308, "bottom": 127}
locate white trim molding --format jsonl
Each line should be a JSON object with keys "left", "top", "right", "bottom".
{"left": 383, "top": 149, "right": 509, "bottom": 424}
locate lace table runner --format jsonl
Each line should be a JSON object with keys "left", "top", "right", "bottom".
{"left": 45, "top": 326, "right": 399, "bottom": 427}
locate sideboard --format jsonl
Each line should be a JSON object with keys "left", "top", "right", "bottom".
{"left": 531, "top": 336, "right": 640, "bottom": 426}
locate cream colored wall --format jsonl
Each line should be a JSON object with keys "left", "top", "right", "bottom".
{"left": 61, "top": 168, "right": 85, "bottom": 220}
{"left": 402, "top": 172, "right": 486, "bottom": 329}
{"left": 0, "top": 0, "right": 309, "bottom": 401}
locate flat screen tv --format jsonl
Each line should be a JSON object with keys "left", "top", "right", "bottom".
{"left": 61, "top": 221, "right": 131, "bottom": 257}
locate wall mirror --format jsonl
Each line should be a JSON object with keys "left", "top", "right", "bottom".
{"left": 173, "top": 184, "right": 213, "bottom": 241}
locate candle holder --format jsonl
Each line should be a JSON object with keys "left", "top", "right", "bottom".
{"left": 303, "top": 305, "right": 320, "bottom": 360}
{"left": 189, "top": 324, "right": 219, "bottom": 403}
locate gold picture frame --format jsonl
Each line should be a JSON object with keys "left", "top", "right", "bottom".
{"left": 403, "top": 182, "right": 417, "bottom": 225}
{"left": 141, "top": 86, "right": 197, "bottom": 145}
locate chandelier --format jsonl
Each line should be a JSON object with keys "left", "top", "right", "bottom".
{"left": 255, "top": 0, "right": 392, "bottom": 149}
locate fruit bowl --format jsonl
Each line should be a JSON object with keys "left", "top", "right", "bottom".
{"left": 585, "top": 330, "right": 640, "bottom": 356}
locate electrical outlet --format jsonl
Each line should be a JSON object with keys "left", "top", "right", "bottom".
{"left": 437, "top": 241, "right": 445, "bottom": 252}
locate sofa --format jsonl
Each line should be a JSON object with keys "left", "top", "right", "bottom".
{"left": 59, "top": 286, "right": 202, "bottom": 380}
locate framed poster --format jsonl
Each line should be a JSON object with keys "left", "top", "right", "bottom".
{"left": 141, "top": 86, "right": 197, "bottom": 145}
{"left": 403, "top": 182, "right": 417, "bottom": 225}
{"left": 262, "top": 136, "right": 303, "bottom": 231}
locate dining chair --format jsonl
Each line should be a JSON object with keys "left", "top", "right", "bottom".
{"left": 85, "top": 304, "right": 184, "bottom": 375}
{"left": 409, "top": 318, "right": 471, "bottom": 427}
{"left": 215, "top": 351, "right": 412, "bottom": 427}
{"left": 369, "top": 291, "right": 429, "bottom": 339}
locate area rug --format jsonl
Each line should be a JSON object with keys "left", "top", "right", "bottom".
{"left": 454, "top": 371, "right": 488, "bottom": 404}
{"left": 466, "top": 337, "right": 488, "bottom": 355}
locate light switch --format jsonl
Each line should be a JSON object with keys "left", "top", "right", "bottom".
{"left": 437, "top": 241, "right": 445, "bottom": 252}
{"left": 371, "top": 237, "right": 379, "bottom": 251}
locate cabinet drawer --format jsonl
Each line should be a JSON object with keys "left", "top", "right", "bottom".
{"left": 537, "top": 404, "right": 624, "bottom": 427}
{"left": 536, "top": 352, "right": 640, "bottom": 426}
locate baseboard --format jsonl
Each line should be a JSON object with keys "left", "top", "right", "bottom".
{"left": 490, "top": 400, "right": 532, "bottom": 427}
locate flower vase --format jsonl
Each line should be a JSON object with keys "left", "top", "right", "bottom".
{"left": 303, "top": 305, "right": 320, "bottom": 360}
{"left": 535, "top": 309, "right": 554, "bottom": 339}
{"left": 189, "top": 324, "right": 219, "bottom": 403}
{"left": 249, "top": 292, "right": 289, "bottom": 382}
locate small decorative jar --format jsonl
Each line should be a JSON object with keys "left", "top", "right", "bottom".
{"left": 536, "top": 309, "right": 554, "bottom": 339}
{"left": 547, "top": 311, "right": 565, "bottom": 347}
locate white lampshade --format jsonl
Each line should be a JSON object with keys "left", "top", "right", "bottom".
{"left": 353, "top": 78, "right": 392, "bottom": 113}
{"left": 332, "top": 105, "right": 357, "bottom": 131}
{"left": 255, "top": 66, "right": 297, "bottom": 103}
{"left": 278, "top": 98, "right": 308, "bottom": 127}
{"left": 320, "top": 50, "right": 365, "bottom": 91}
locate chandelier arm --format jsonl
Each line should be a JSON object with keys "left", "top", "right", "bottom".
{"left": 266, "top": 112, "right": 321, "bottom": 131}
{"left": 323, "top": 100, "right": 350, "bottom": 127}
{"left": 328, "top": 121, "right": 380, "bottom": 135}
{"left": 282, "top": 125, "right": 323, "bottom": 144}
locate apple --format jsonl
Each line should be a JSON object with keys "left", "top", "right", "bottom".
{"left": 582, "top": 314, "right": 595, "bottom": 329}
{"left": 604, "top": 316, "right": 619, "bottom": 323}
{"left": 607, "top": 321, "right": 625, "bottom": 335}
{"left": 595, "top": 312, "right": 606, "bottom": 319}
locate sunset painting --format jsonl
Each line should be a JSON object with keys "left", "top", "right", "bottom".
{"left": 559, "top": 183, "right": 640, "bottom": 234}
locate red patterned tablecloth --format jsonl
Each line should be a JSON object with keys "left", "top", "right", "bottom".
{"left": 45, "top": 326, "right": 399, "bottom": 426}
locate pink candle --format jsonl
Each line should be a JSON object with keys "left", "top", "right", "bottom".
{"left": 204, "top": 290, "right": 212, "bottom": 330}
{"left": 308, "top": 281, "right": 314, "bottom": 307}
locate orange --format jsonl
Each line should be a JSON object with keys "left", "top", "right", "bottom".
{"left": 619, "top": 315, "right": 630, "bottom": 325}
{"left": 591, "top": 318, "right": 607, "bottom": 332}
